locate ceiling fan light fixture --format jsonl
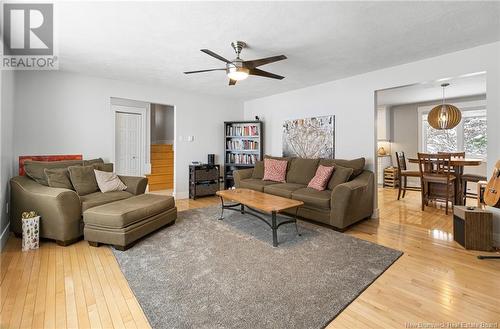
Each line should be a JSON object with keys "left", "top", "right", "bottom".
{"left": 227, "top": 66, "right": 249, "bottom": 81}
{"left": 184, "top": 41, "right": 287, "bottom": 84}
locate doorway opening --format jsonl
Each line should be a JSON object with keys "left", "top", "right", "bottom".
{"left": 112, "top": 98, "right": 175, "bottom": 196}
{"left": 148, "top": 104, "right": 175, "bottom": 194}
{"left": 374, "top": 72, "right": 487, "bottom": 218}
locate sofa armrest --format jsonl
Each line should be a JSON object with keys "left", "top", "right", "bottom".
{"left": 233, "top": 168, "right": 254, "bottom": 187}
{"left": 330, "top": 170, "right": 374, "bottom": 229}
{"left": 10, "top": 176, "right": 82, "bottom": 241}
{"left": 118, "top": 175, "right": 148, "bottom": 195}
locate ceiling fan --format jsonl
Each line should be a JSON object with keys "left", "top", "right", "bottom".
{"left": 184, "top": 41, "right": 287, "bottom": 85}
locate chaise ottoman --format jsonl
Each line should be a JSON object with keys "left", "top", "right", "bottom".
{"left": 83, "top": 194, "right": 177, "bottom": 250}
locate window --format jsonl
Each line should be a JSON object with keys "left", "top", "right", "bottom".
{"left": 463, "top": 111, "right": 487, "bottom": 158}
{"left": 419, "top": 102, "right": 487, "bottom": 159}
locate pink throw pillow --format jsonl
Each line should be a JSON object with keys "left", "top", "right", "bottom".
{"left": 262, "top": 158, "right": 288, "bottom": 182}
{"left": 308, "top": 165, "right": 335, "bottom": 191}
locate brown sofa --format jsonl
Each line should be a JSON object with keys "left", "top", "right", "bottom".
{"left": 10, "top": 159, "right": 148, "bottom": 245}
{"left": 233, "top": 156, "right": 374, "bottom": 230}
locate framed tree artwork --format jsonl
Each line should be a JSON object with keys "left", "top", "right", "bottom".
{"left": 282, "top": 115, "right": 335, "bottom": 158}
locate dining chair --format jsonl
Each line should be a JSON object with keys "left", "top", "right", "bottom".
{"left": 438, "top": 152, "right": 486, "bottom": 204}
{"left": 395, "top": 151, "right": 421, "bottom": 200}
{"left": 461, "top": 173, "right": 487, "bottom": 204}
{"left": 417, "top": 153, "right": 456, "bottom": 215}
{"left": 437, "top": 151, "right": 465, "bottom": 173}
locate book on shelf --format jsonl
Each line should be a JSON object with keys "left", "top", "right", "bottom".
{"left": 226, "top": 124, "right": 259, "bottom": 137}
{"left": 226, "top": 153, "right": 258, "bottom": 165}
{"left": 226, "top": 139, "right": 259, "bottom": 150}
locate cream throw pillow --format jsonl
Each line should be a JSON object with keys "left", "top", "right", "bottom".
{"left": 94, "top": 169, "right": 127, "bottom": 193}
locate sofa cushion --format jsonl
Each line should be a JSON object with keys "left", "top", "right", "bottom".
{"left": 286, "top": 158, "right": 320, "bottom": 185}
{"left": 308, "top": 165, "right": 335, "bottom": 191}
{"left": 83, "top": 158, "right": 104, "bottom": 166}
{"left": 292, "top": 187, "right": 331, "bottom": 210}
{"left": 320, "top": 158, "right": 365, "bottom": 179}
{"left": 94, "top": 162, "right": 114, "bottom": 172}
{"left": 44, "top": 168, "right": 74, "bottom": 190}
{"left": 264, "top": 155, "right": 290, "bottom": 162}
{"left": 68, "top": 165, "right": 100, "bottom": 196}
{"left": 239, "top": 179, "right": 278, "bottom": 192}
{"left": 83, "top": 194, "right": 175, "bottom": 228}
{"left": 251, "top": 161, "right": 264, "bottom": 179}
{"left": 327, "top": 165, "right": 353, "bottom": 190}
{"left": 264, "top": 183, "right": 305, "bottom": 198}
{"left": 80, "top": 190, "right": 133, "bottom": 213}
{"left": 263, "top": 158, "right": 288, "bottom": 182}
{"left": 94, "top": 169, "right": 127, "bottom": 193}
{"left": 24, "top": 160, "right": 83, "bottom": 186}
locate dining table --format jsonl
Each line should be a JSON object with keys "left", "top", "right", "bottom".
{"left": 407, "top": 157, "right": 483, "bottom": 206}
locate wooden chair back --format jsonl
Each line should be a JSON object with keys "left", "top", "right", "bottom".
{"left": 418, "top": 153, "right": 456, "bottom": 214}
{"left": 437, "top": 151, "right": 464, "bottom": 172}
{"left": 395, "top": 151, "right": 407, "bottom": 173}
{"left": 437, "top": 151, "right": 465, "bottom": 158}
{"left": 417, "top": 153, "right": 453, "bottom": 177}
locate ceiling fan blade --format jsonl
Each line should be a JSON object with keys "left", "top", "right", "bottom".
{"left": 243, "top": 55, "right": 287, "bottom": 68}
{"left": 249, "top": 68, "right": 285, "bottom": 80}
{"left": 229, "top": 79, "right": 237, "bottom": 86}
{"left": 184, "top": 68, "right": 226, "bottom": 74}
{"left": 201, "top": 49, "right": 232, "bottom": 63}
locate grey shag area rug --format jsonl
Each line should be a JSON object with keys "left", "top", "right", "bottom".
{"left": 112, "top": 206, "right": 402, "bottom": 329}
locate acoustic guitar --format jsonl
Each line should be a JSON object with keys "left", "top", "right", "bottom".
{"left": 484, "top": 160, "right": 500, "bottom": 208}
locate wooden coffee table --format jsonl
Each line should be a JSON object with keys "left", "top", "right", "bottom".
{"left": 216, "top": 188, "right": 304, "bottom": 247}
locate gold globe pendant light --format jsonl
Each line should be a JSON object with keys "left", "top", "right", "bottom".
{"left": 427, "top": 83, "right": 462, "bottom": 129}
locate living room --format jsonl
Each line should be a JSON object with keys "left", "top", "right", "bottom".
{"left": 1, "top": 2, "right": 500, "bottom": 328}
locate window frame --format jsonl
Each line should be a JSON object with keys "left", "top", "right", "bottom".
{"left": 417, "top": 100, "right": 487, "bottom": 159}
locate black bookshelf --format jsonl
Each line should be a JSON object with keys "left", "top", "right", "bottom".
{"left": 224, "top": 120, "right": 263, "bottom": 189}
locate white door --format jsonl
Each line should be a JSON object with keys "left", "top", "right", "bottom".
{"left": 115, "top": 112, "right": 142, "bottom": 176}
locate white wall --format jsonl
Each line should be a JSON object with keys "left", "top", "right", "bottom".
{"left": 244, "top": 42, "right": 500, "bottom": 245}
{"left": 13, "top": 71, "right": 243, "bottom": 198}
{"left": 0, "top": 71, "right": 15, "bottom": 250}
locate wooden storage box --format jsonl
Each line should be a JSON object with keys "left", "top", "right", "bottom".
{"left": 453, "top": 206, "right": 493, "bottom": 251}
{"left": 383, "top": 167, "right": 399, "bottom": 188}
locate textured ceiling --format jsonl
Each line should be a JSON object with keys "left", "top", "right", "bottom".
{"left": 57, "top": 1, "right": 500, "bottom": 100}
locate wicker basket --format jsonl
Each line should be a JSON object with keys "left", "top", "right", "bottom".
{"left": 195, "top": 168, "right": 219, "bottom": 181}
{"left": 195, "top": 183, "right": 219, "bottom": 196}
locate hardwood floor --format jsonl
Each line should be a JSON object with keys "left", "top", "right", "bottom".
{"left": 1, "top": 189, "right": 499, "bottom": 328}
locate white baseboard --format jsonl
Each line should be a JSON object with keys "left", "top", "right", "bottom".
{"left": 0, "top": 223, "right": 10, "bottom": 251}
{"left": 371, "top": 208, "right": 380, "bottom": 219}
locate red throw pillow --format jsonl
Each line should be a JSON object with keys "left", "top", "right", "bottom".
{"left": 262, "top": 158, "right": 288, "bottom": 182}
{"left": 308, "top": 165, "right": 335, "bottom": 191}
